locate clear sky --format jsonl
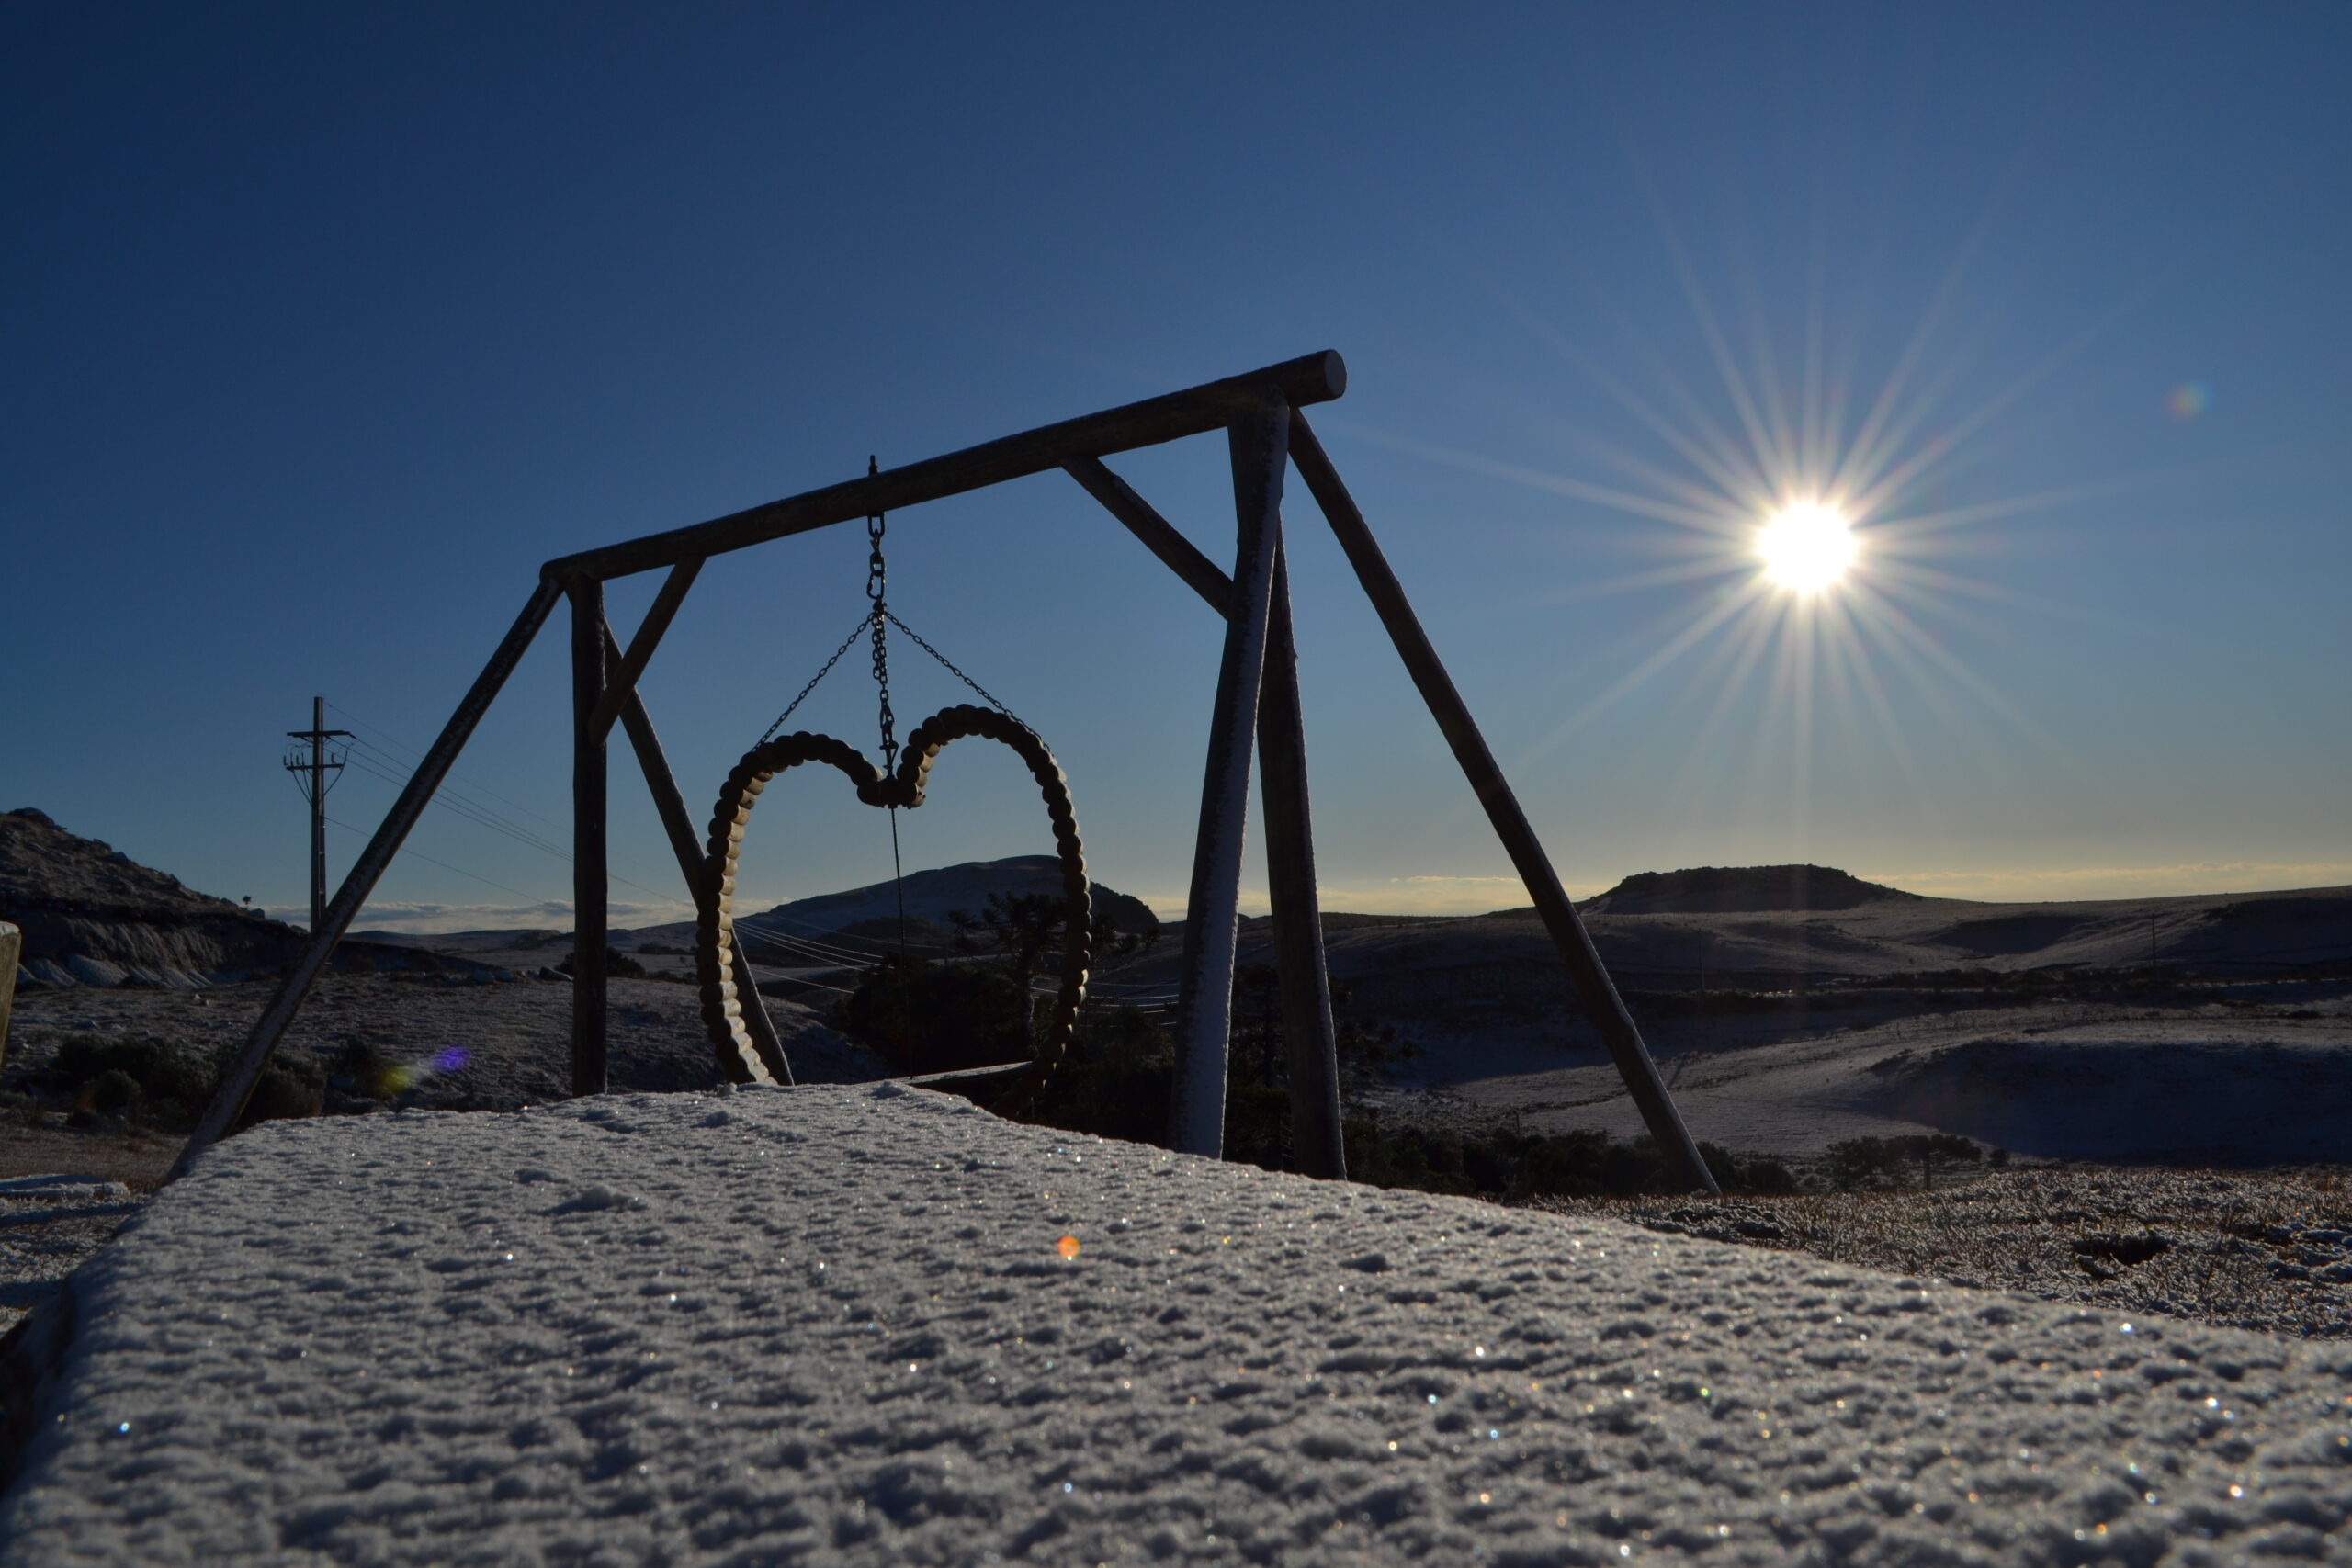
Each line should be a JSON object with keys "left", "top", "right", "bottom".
{"left": 6, "top": 4, "right": 2348, "bottom": 931}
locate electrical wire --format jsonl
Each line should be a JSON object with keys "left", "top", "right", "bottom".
{"left": 326, "top": 702, "right": 567, "bottom": 832}
{"left": 322, "top": 712, "right": 677, "bottom": 903}
{"left": 324, "top": 817, "right": 558, "bottom": 907}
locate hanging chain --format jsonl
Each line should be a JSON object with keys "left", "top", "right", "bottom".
{"left": 865, "top": 456, "right": 899, "bottom": 773}
{"left": 881, "top": 610, "right": 1034, "bottom": 737}
{"left": 755, "top": 453, "right": 1033, "bottom": 765}
{"left": 755, "top": 613, "right": 870, "bottom": 746}
{"left": 865, "top": 456, "right": 909, "bottom": 953}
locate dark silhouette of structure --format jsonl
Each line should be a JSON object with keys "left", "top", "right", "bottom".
{"left": 175, "top": 353, "right": 1716, "bottom": 1195}
{"left": 281, "top": 696, "right": 348, "bottom": 932}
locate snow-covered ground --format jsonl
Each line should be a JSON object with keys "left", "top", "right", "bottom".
{"left": 4, "top": 1087, "right": 2348, "bottom": 1565}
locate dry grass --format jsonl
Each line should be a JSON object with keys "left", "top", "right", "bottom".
{"left": 1542, "top": 1165, "right": 2352, "bottom": 1339}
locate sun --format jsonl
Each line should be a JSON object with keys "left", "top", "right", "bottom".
{"left": 1756, "top": 502, "right": 1858, "bottom": 592}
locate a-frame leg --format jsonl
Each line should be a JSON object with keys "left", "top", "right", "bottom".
{"left": 1068, "top": 456, "right": 1348, "bottom": 1176}
{"left": 569, "top": 578, "right": 609, "bottom": 1097}
{"left": 1287, "top": 412, "right": 1719, "bottom": 1195}
{"left": 1169, "top": 395, "right": 1289, "bottom": 1157}
{"left": 1256, "top": 544, "right": 1347, "bottom": 1179}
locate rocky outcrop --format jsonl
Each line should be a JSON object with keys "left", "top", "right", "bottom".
{"left": 0, "top": 808, "right": 300, "bottom": 989}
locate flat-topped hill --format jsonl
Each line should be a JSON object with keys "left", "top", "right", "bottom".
{"left": 1578, "top": 863, "right": 1919, "bottom": 914}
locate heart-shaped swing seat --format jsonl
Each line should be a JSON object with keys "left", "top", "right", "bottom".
{"left": 696, "top": 704, "right": 1091, "bottom": 1101}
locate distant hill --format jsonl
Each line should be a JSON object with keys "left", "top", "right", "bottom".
{"left": 0, "top": 808, "right": 300, "bottom": 988}
{"left": 1577, "top": 864, "right": 1919, "bottom": 915}
{"left": 736, "top": 856, "right": 1158, "bottom": 948}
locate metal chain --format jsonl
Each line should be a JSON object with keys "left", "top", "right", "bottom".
{"left": 758, "top": 456, "right": 1031, "bottom": 759}
{"left": 755, "top": 614, "right": 871, "bottom": 746}
{"left": 882, "top": 609, "right": 1034, "bottom": 737}
{"left": 865, "top": 457, "right": 898, "bottom": 773}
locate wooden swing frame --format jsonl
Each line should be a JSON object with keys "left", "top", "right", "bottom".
{"left": 171, "top": 351, "right": 1718, "bottom": 1194}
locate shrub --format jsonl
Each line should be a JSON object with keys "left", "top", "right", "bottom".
{"left": 233, "top": 1044, "right": 326, "bottom": 1127}
{"left": 86, "top": 1067, "right": 141, "bottom": 1113}
{"left": 839, "top": 953, "right": 1025, "bottom": 1076}
{"left": 1017, "top": 1003, "right": 1174, "bottom": 1146}
{"left": 53, "top": 1033, "right": 214, "bottom": 1129}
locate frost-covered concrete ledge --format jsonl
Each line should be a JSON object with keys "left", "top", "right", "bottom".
{"left": 3, "top": 1088, "right": 2348, "bottom": 1565}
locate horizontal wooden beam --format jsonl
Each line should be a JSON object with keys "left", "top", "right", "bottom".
{"left": 543, "top": 351, "right": 1346, "bottom": 582}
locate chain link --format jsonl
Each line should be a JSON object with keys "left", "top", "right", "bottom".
{"left": 759, "top": 454, "right": 1031, "bottom": 756}
{"left": 865, "top": 456, "right": 898, "bottom": 773}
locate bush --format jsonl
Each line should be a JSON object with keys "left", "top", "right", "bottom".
{"left": 53, "top": 1033, "right": 214, "bottom": 1129}
{"left": 839, "top": 953, "right": 1026, "bottom": 1076}
{"left": 86, "top": 1067, "right": 141, "bottom": 1113}
{"left": 243, "top": 1054, "right": 325, "bottom": 1125}
{"left": 1015, "top": 1003, "right": 1174, "bottom": 1146}
{"left": 333, "top": 1036, "right": 398, "bottom": 1103}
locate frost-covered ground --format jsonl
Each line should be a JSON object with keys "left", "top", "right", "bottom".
{"left": 0, "top": 1178, "right": 140, "bottom": 1339}
{"left": 6, "top": 973, "right": 887, "bottom": 1112}
{"left": 4, "top": 1088, "right": 2350, "bottom": 1565}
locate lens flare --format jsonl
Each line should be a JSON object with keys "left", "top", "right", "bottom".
{"left": 1756, "top": 502, "right": 1857, "bottom": 592}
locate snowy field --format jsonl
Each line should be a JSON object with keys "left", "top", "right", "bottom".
{"left": 3, "top": 1088, "right": 2349, "bottom": 1565}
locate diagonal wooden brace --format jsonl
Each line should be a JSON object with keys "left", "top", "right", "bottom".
{"left": 586, "top": 558, "right": 703, "bottom": 742}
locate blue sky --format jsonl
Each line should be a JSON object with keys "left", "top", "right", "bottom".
{"left": 6, "top": 4, "right": 2347, "bottom": 931}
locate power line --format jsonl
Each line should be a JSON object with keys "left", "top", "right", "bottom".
{"left": 324, "top": 817, "right": 560, "bottom": 907}
{"left": 338, "top": 738, "right": 574, "bottom": 861}
{"left": 322, "top": 706, "right": 677, "bottom": 903}
{"left": 326, "top": 701, "right": 566, "bottom": 833}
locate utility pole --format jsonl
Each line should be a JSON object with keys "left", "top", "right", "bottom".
{"left": 284, "top": 696, "right": 350, "bottom": 932}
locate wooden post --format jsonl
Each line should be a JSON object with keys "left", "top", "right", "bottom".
{"left": 603, "top": 631, "right": 794, "bottom": 1084}
{"left": 1256, "top": 545, "right": 1347, "bottom": 1179}
{"left": 0, "top": 921, "right": 18, "bottom": 1079}
{"left": 569, "top": 577, "right": 609, "bottom": 1098}
{"left": 167, "top": 578, "right": 563, "bottom": 1181}
{"left": 1068, "top": 457, "right": 1345, "bottom": 1176}
{"left": 1285, "top": 413, "right": 1720, "bottom": 1195}
{"left": 1169, "top": 394, "right": 1289, "bottom": 1157}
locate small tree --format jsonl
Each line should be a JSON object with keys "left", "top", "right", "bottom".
{"left": 948, "top": 892, "right": 1069, "bottom": 1055}
{"left": 1826, "top": 1133, "right": 1981, "bottom": 1190}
